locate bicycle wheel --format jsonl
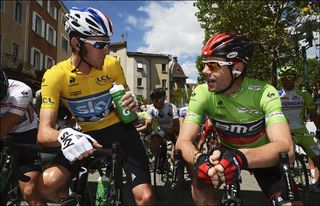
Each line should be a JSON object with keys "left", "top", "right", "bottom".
{"left": 1, "top": 168, "right": 23, "bottom": 206}
{"left": 291, "top": 153, "right": 310, "bottom": 191}
{"left": 152, "top": 141, "right": 173, "bottom": 200}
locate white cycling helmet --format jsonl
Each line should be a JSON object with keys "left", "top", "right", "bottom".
{"left": 65, "top": 7, "right": 113, "bottom": 37}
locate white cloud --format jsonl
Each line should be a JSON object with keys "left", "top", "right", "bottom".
{"left": 135, "top": 1, "right": 204, "bottom": 83}
{"left": 126, "top": 15, "right": 139, "bottom": 26}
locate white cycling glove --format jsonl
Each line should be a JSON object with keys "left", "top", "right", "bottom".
{"left": 58, "top": 128, "right": 95, "bottom": 162}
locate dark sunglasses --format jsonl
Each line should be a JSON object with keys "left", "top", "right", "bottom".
{"left": 79, "top": 38, "right": 110, "bottom": 49}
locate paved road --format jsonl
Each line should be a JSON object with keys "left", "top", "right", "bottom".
{"left": 87, "top": 170, "right": 320, "bottom": 206}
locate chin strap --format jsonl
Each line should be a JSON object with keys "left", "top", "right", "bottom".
{"left": 72, "top": 40, "right": 93, "bottom": 72}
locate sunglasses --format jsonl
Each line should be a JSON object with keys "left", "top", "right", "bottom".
{"left": 79, "top": 38, "right": 110, "bottom": 49}
{"left": 203, "top": 60, "right": 234, "bottom": 71}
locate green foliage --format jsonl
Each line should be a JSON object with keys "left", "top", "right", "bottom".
{"left": 194, "top": 0, "right": 319, "bottom": 86}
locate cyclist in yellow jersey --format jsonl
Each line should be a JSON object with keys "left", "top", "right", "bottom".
{"left": 36, "top": 7, "right": 154, "bottom": 204}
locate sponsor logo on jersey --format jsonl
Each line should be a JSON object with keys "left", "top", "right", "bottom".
{"left": 69, "top": 77, "right": 79, "bottom": 87}
{"left": 237, "top": 107, "right": 261, "bottom": 114}
{"left": 70, "top": 90, "right": 82, "bottom": 96}
{"left": 266, "top": 111, "right": 284, "bottom": 121}
{"left": 212, "top": 117, "right": 265, "bottom": 137}
{"left": 42, "top": 97, "right": 55, "bottom": 104}
{"left": 248, "top": 85, "right": 262, "bottom": 91}
{"left": 66, "top": 91, "right": 114, "bottom": 122}
{"left": 96, "top": 75, "right": 112, "bottom": 85}
{"left": 21, "top": 91, "right": 28, "bottom": 95}
{"left": 185, "top": 112, "right": 201, "bottom": 120}
{"left": 281, "top": 101, "right": 303, "bottom": 109}
{"left": 267, "top": 92, "right": 275, "bottom": 98}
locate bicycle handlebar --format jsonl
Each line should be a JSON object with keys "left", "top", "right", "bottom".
{"left": 279, "top": 152, "right": 295, "bottom": 201}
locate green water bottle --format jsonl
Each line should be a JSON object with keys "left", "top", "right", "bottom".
{"left": 0, "top": 168, "right": 8, "bottom": 192}
{"left": 96, "top": 176, "right": 110, "bottom": 206}
{"left": 110, "top": 83, "right": 137, "bottom": 124}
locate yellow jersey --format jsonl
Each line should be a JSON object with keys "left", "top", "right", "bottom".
{"left": 41, "top": 56, "right": 128, "bottom": 132}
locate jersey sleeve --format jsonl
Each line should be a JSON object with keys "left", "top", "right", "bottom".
{"left": 40, "top": 67, "right": 64, "bottom": 111}
{"left": 184, "top": 84, "right": 209, "bottom": 125}
{"left": 8, "top": 83, "right": 32, "bottom": 116}
{"left": 260, "top": 84, "right": 287, "bottom": 126}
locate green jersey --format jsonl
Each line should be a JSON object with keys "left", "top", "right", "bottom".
{"left": 185, "top": 77, "right": 287, "bottom": 149}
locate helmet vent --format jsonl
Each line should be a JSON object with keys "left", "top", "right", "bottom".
{"left": 86, "top": 18, "right": 99, "bottom": 28}
{"left": 72, "top": 21, "right": 80, "bottom": 27}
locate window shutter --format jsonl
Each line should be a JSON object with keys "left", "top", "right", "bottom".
{"left": 40, "top": 52, "right": 43, "bottom": 70}
{"left": 32, "top": 12, "right": 36, "bottom": 31}
{"left": 53, "top": 29, "right": 56, "bottom": 46}
{"left": 41, "top": 19, "right": 45, "bottom": 37}
{"left": 30, "top": 47, "right": 34, "bottom": 66}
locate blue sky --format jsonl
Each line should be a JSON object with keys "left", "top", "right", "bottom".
{"left": 62, "top": 1, "right": 204, "bottom": 83}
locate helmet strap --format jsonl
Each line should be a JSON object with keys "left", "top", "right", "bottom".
{"left": 77, "top": 41, "right": 93, "bottom": 69}
{"left": 216, "top": 65, "right": 244, "bottom": 94}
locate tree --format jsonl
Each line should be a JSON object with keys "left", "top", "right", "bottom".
{"left": 194, "top": 0, "right": 319, "bottom": 87}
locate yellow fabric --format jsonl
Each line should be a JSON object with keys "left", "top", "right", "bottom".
{"left": 41, "top": 56, "right": 128, "bottom": 132}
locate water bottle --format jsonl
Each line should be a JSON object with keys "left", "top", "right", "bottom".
{"left": 110, "top": 83, "right": 136, "bottom": 124}
{"left": 96, "top": 176, "right": 110, "bottom": 206}
{"left": 0, "top": 168, "right": 8, "bottom": 192}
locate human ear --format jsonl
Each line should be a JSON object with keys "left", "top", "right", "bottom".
{"left": 232, "top": 63, "right": 244, "bottom": 78}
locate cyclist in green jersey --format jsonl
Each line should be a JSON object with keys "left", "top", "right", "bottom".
{"left": 176, "top": 33, "right": 302, "bottom": 206}
{"left": 278, "top": 66, "right": 320, "bottom": 192}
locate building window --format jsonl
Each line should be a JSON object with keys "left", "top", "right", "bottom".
{"left": 137, "top": 61, "right": 143, "bottom": 70}
{"left": 36, "top": 0, "right": 43, "bottom": 6}
{"left": 137, "top": 78, "right": 143, "bottom": 88}
{"left": 32, "top": 12, "right": 45, "bottom": 37}
{"left": 47, "top": 0, "right": 57, "bottom": 20}
{"left": 45, "top": 55, "right": 55, "bottom": 69}
{"left": 162, "top": 79, "right": 167, "bottom": 88}
{"left": 162, "top": 64, "right": 167, "bottom": 73}
{"left": 61, "top": 35, "right": 69, "bottom": 53}
{"left": 12, "top": 42, "right": 20, "bottom": 63}
{"left": 15, "top": 1, "right": 22, "bottom": 23}
{"left": 30, "top": 47, "right": 43, "bottom": 71}
{"left": 46, "top": 24, "right": 56, "bottom": 46}
{"left": 0, "top": 1, "right": 5, "bottom": 12}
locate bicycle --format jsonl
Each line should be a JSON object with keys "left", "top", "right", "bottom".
{"left": 152, "top": 134, "right": 189, "bottom": 200}
{"left": 0, "top": 136, "right": 58, "bottom": 206}
{"left": 60, "top": 141, "right": 125, "bottom": 206}
{"left": 1, "top": 136, "right": 125, "bottom": 206}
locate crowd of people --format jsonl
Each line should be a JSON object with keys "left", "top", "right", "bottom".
{"left": 1, "top": 6, "right": 319, "bottom": 206}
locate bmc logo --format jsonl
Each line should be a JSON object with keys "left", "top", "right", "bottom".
{"left": 214, "top": 118, "right": 264, "bottom": 135}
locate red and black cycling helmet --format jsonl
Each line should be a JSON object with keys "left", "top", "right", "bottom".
{"left": 201, "top": 33, "right": 254, "bottom": 64}
{"left": 1, "top": 68, "right": 9, "bottom": 101}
